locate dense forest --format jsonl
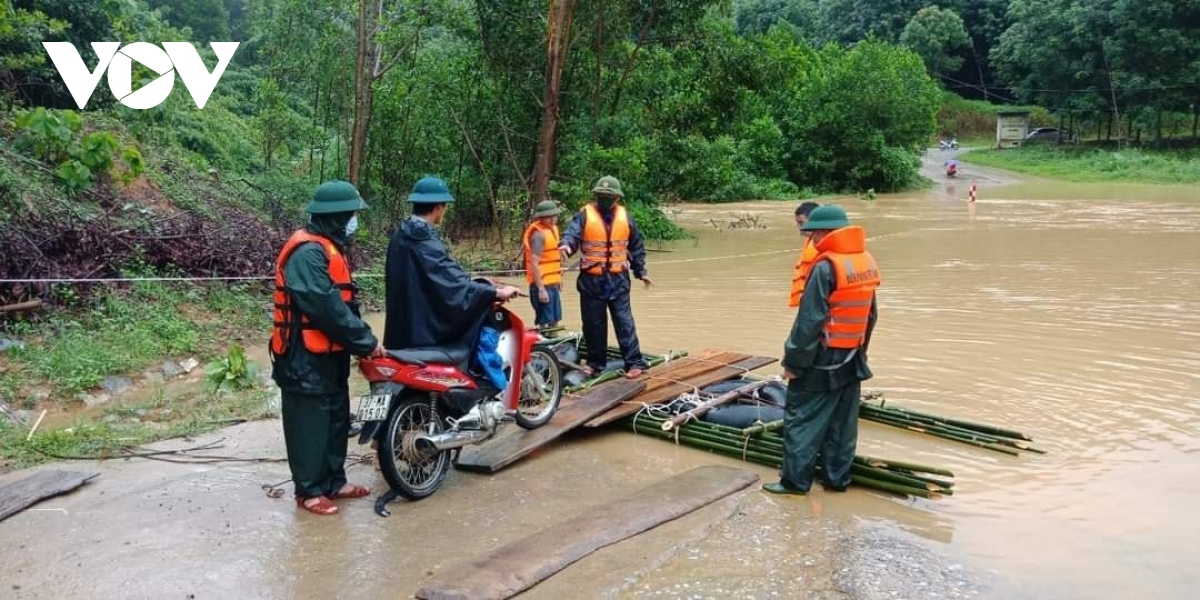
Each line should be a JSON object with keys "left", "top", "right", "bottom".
{"left": 1, "top": 0, "right": 1199, "bottom": 286}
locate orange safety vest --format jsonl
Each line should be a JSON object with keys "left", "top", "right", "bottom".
{"left": 787, "top": 237, "right": 819, "bottom": 308}
{"left": 270, "top": 230, "right": 356, "bottom": 355}
{"left": 580, "top": 204, "right": 630, "bottom": 275}
{"left": 812, "top": 226, "right": 881, "bottom": 349}
{"left": 523, "top": 221, "right": 562, "bottom": 286}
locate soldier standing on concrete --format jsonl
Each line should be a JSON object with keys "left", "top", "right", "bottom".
{"left": 270, "top": 180, "right": 384, "bottom": 516}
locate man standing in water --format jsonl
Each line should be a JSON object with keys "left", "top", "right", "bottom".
{"left": 270, "top": 180, "right": 384, "bottom": 516}
{"left": 764, "top": 205, "right": 880, "bottom": 495}
{"left": 788, "top": 202, "right": 820, "bottom": 309}
{"left": 523, "top": 200, "right": 564, "bottom": 330}
{"left": 558, "top": 175, "right": 653, "bottom": 379}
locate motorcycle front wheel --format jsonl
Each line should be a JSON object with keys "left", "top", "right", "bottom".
{"left": 378, "top": 396, "right": 450, "bottom": 500}
{"left": 515, "top": 347, "right": 563, "bottom": 429}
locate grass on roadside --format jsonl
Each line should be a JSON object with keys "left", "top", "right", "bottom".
{"left": 0, "top": 281, "right": 269, "bottom": 403}
{"left": 0, "top": 385, "right": 277, "bottom": 471}
{"left": 959, "top": 146, "right": 1200, "bottom": 185}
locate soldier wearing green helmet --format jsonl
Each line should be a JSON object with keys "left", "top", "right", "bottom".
{"left": 270, "top": 179, "right": 384, "bottom": 516}
{"left": 383, "top": 176, "right": 521, "bottom": 351}
{"left": 764, "top": 204, "right": 881, "bottom": 496}
{"left": 558, "top": 175, "right": 653, "bottom": 379}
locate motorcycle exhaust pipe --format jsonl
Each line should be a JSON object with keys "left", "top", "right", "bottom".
{"left": 413, "top": 429, "right": 491, "bottom": 453}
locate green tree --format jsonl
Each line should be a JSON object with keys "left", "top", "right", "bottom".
{"left": 146, "top": 0, "right": 232, "bottom": 42}
{"left": 900, "top": 6, "right": 969, "bottom": 79}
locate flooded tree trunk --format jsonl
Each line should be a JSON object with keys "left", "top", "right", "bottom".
{"left": 531, "top": 0, "right": 578, "bottom": 213}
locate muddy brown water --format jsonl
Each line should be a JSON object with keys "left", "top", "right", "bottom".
{"left": 4, "top": 158, "right": 1200, "bottom": 599}
{"left": 479, "top": 166, "right": 1200, "bottom": 598}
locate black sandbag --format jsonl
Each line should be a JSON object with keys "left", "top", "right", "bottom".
{"left": 605, "top": 358, "right": 625, "bottom": 372}
{"left": 563, "top": 370, "right": 587, "bottom": 388}
{"left": 758, "top": 382, "right": 787, "bottom": 408}
{"left": 701, "top": 404, "right": 785, "bottom": 429}
{"left": 699, "top": 379, "right": 749, "bottom": 395}
{"left": 552, "top": 343, "right": 580, "bottom": 365}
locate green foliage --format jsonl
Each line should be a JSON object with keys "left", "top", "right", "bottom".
{"left": 937, "top": 91, "right": 1052, "bottom": 139}
{"left": 14, "top": 106, "right": 80, "bottom": 162}
{"left": 205, "top": 343, "right": 260, "bottom": 393}
{"left": 993, "top": 0, "right": 1200, "bottom": 115}
{"left": 625, "top": 202, "right": 689, "bottom": 241}
{"left": 900, "top": 6, "right": 970, "bottom": 77}
{"left": 13, "top": 108, "right": 143, "bottom": 191}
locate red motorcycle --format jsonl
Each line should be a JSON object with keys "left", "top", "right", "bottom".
{"left": 355, "top": 290, "right": 563, "bottom": 515}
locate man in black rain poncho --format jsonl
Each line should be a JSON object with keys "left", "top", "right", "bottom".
{"left": 383, "top": 176, "right": 521, "bottom": 352}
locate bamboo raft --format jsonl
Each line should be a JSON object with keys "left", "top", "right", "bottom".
{"left": 495, "top": 334, "right": 1043, "bottom": 498}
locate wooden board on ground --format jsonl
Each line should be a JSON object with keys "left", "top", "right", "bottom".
{"left": 0, "top": 470, "right": 98, "bottom": 522}
{"left": 415, "top": 465, "right": 759, "bottom": 600}
{"left": 454, "top": 379, "right": 647, "bottom": 473}
{"left": 584, "top": 355, "right": 778, "bottom": 428}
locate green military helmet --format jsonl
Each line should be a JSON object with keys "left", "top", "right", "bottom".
{"left": 591, "top": 175, "right": 624, "bottom": 198}
{"left": 800, "top": 204, "right": 851, "bottom": 231}
{"left": 305, "top": 179, "right": 368, "bottom": 214}
{"left": 532, "top": 200, "right": 561, "bottom": 218}
{"left": 407, "top": 176, "right": 455, "bottom": 203}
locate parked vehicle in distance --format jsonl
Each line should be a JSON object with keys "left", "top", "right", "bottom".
{"left": 1025, "top": 127, "right": 1071, "bottom": 143}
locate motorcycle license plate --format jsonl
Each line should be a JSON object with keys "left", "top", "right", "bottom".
{"left": 356, "top": 394, "right": 391, "bottom": 422}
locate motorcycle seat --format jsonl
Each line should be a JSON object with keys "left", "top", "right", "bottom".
{"left": 387, "top": 342, "right": 472, "bottom": 367}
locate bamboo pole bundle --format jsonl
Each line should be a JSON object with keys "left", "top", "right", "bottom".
{"left": 624, "top": 412, "right": 955, "bottom": 499}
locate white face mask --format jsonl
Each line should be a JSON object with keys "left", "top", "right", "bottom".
{"left": 345, "top": 215, "right": 359, "bottom": 237}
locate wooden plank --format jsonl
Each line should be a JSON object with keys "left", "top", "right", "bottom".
{"left": 634, "top": 351, "right": 748, "bottom": 395}
{"left": 583, "top": 355, "right": 777, "bottom": 428}
{"left": 453, "top": 379, "right": 646, "bottom": 473}
{"left": 0, "top": 470, "right": 98, "bottom": 522}
{"left": 415, "top": 465, "right": 759, "bottom": 600}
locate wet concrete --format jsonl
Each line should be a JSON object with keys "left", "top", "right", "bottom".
{"left": 4, "top": 151, "right": 1200, "bottom": 598}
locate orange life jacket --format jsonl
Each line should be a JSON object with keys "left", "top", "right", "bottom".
{"left": 523, "top": 221, "right": 562, "bottom": 286}
{"left": 788, "top": 237, "right": 819, "bottom": 308}
{"left": 580, "top": 204, "right": 630, "bottom": 275}
{"left": 812, "top": 226, "right": 880, "bottom": 349}
{"left": 270, "top": 230, "right": 355, "bottom": 355}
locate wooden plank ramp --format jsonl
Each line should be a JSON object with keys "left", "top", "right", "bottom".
{"left": 454, "top": 379, "right": 646, "bottom": 473}
{"left": 0, "top": 470, "right": 98, "bottom": 522}
{"left": 415, "top": 465, "right": 759, "bottom": 600}
{"left": 584, "top": 354, "right": 778, "bottom": 428}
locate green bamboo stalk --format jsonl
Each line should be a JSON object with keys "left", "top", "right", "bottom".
{"left": 853, "top": 455, "right": 955, "bottom": 478}
{"left": 861, "top": 405, "right": 1027, "bottom": 445}
{"left": 861, "top": 413, "right": 1021, "bottom": 456}
{"left": 850, "top": 474, "right": 939, "bottom": 499}
{"left": 850, "top": 463, "right": 952, "bottom": 494}
{"left": 741, "top": 419, "right": 786, "bottom": 436}
{"left": 631, "top": 415, "right": 785, "bottom": 452}
{"left": 631, "top": 417, "right": 952, "bottom": 496}
{"left": 864, "top": 403, "right": 1033, "bottom": 441}
{"left": 863, "top": 410, "right": 1012, "bottom": 444}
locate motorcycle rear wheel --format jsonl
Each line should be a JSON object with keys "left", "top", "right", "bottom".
{"left": 378, "top": 396, "right": 450, "bottom": 500}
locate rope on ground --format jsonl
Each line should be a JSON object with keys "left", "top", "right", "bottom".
{"left": 261, "top": 454, "right": 375, "bottom": 499}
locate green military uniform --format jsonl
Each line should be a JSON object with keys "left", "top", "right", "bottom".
{"left": 272, "top": 181, "right": 378, "bottom": 500}
{"left": 767, "top": 205, "right": 878, "bottom": 495}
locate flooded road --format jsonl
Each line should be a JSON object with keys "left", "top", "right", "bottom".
{"left": 4, "top": 158, "right": 1200, "bottom": 599}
